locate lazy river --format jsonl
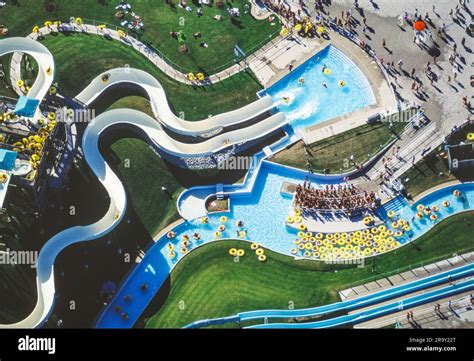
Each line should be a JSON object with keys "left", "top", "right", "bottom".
{"left": 96, "top": 156, "right": 474, "bottom": 327}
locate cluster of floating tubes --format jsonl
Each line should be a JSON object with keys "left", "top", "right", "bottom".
{"left": 229, "top": 243, "right": 267, "bottom": 262}
{"left": 288, "top": 192, "right": 460, "bottom": 261}
{"left": 213, "top": 216, "right": 247, "bottom": 239}
{"left": 290, "top": 222, "right": 413, "bottom": 260}
{"left": 11, "top": 119, "right": 57, "bottom": 171}
{"left": 416, "top": 203, "right": 439, "bottom": 220}
{"left": 286, "top": 208, "right": 305, "bottom": 230}
{"left": 254, "top": 245, "right": 267, "bottom": 262}
{"left": 166, "top": 231, "right": 202, "bottom": 259}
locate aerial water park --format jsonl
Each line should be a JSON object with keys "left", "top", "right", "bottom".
{"left": 0, "top": 1, "right": 472, "bottom": 355}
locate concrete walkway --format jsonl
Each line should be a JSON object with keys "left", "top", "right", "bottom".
{"left": 281, "top": 0, "right": 474, "bottom": 201}
{"left": 339, "top": 251, "right": 474, "bottom": 301}
{"left": 9, "top": 22, "right": 288, "bottom": 93}
{"left": 249, "top": 34, "right": 324, "bottom": 86}
{"left": 356, "top": 293, "right": 474, "bottom": 329}
{"left": 396, "top": 295, "right": 474, "bottom": 329}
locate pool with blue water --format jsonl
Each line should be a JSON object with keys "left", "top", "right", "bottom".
{"left": 97, "top": 157, "right": 474, "bottom": 328}
{"left": 96, "top": 44, "right": 472, "bottom": 328}
{"left": 261, "top": 45, "right": 376, "bottom": 131}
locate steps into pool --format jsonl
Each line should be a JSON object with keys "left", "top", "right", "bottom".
{"left": 377, "top": 195, "right": 408, "bottom": 219}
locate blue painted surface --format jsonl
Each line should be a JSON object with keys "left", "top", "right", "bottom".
{"left": 95, "top": 248, "right": 171, "bottom": 328}
{"left": 14, "top": 96, "right": 39, "bottom": 117}
{"left": 249, "top": 279, "right": 474, "bottom": 328}
{"left": 0, "top": 149, "right": 17, "bottom": 171}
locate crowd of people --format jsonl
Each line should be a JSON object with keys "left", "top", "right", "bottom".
{"left": 261, "top": 0, "right": 319, "bottom": 28}
{"left": 294, "top": 180, "right": 377, "bottom": 212}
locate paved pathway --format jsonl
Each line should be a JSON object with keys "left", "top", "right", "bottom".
{"left": 9, "top": 22, "right": 288, "bottom": 95}
{"left": 356, "top": 293, "right": 474, "bottom": 329}
{"left": 281, "top": 0, "right": 474, "bottom": 200}
{"left": 339, "top": 251, "right": 474, "bottom": 301}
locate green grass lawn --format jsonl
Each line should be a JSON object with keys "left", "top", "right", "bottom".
{"left": 400, "top": 124, "right": 474, "bottom": 198}
{"left": 145, "top": 211, "right": 474, "bottom": 328}
{"left": 110, "top": 138, "right": 183, "bottom": 236}
{"left": 32, "top": 32, "right": 262, "bottom": 120}
{"left": 401, "top": 146, "right": 456, "bottom": 198}
{"left": 271, "top": 122, "right": 407, "bottom": 174}
{"left": 0, "top": 0, "right": 279, "bottom": 73}
{"left": 0, "top": 55, "right": 17, "bottom": 98}
{"left": 107, "top": 96, "right": 154, "bottom": 117}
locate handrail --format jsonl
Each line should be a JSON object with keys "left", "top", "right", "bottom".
{"left": 23, "top": 17, "right": 281, "bottom": 76}
{"left": 337, "top": 247, "right": 474, "bottom": 292}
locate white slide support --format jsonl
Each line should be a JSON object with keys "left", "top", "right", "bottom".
{"left": 0, "top": 37, "right": 286, "bottom": 328}
{"left": 0, "top": 37, "right": 55, "bottom": 120}
{"left": 75, "top": 68, "right": 276, "bottom": 136}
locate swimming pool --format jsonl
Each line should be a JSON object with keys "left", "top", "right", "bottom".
{"left": 261, "top": 45, "right": 376, "bottom": 131}
{"left": 96, "top": 169, "right": 474, "bottom": 327}
{"left": 168, "top": 173, "right": 474, "bottom": 267}
{"left": 166, "top": 161, "right": 341, "bottom": 262}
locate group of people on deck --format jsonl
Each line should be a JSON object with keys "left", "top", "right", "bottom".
{"left": 294, "top": 181, "right": 376, "bottom": 212}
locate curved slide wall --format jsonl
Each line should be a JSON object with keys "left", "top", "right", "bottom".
{"left": 0, "top": 37, "right": 55, "bottom": 119}
{"left": 92, "top": 108, "right": 286, "bottom": 158}
{"left": 0, "top": 37, "right": 287, "bottom": 328}
{"left": 0, "top": 105, "right": 128, "bottom": 328}
{"left": 76, "top": 68, "right": 277, "bottom": 137}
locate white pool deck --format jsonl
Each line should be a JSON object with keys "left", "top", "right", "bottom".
{"left": 288, "top": 213, "right": 380, "bottom": 233}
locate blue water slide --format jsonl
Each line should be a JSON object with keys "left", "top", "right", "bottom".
{"left": 184, "top": 263, "right": 473, "bottom": 328}
{"left": 248, "top": 278, "right": 474, "bottom": 328}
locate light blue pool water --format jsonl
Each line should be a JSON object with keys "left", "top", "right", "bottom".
{"left": 95, "top": 46, "right": 471, "bottom": 328}
{"left": 96, "top": 156, "right": 474, "bottom": 328}
{"left": 163, "top": 161, "right": 342, "bottom": 263}
{"left": 261, "top": 45, "right": 376, "bottom": 131}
